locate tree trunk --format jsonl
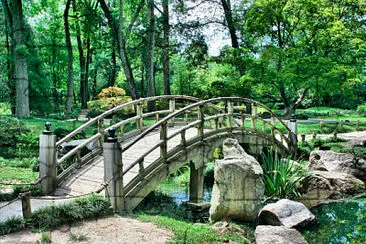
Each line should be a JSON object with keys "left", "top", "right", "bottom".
{"left": 221, "top": 0, "right": 239, "bottom": 48}
{"left": 1, "top": 0, "right": 16, "bottom": 114}
{"left": 85, "top": 37, "right": 91, "bottom": 104}
{"left": 64, "top": 0, "right": 74, "bottom": 114}
{"left": 8, "top": 0, "right": 29, "bottom": 118}
{"left": 99, "top": 0, "right": 139, "bottom": 100}
{"left": 146, "top": 0, "right": 156, "bottom": 111}
{"left": 108, "top": 38, "right": 117, "bottom": 87}
{"left": 162, "top": 0, "right": 171, "bottom": 95}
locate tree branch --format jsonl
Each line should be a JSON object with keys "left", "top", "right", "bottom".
{"left": 125, "top": 0, "right": 145, "bottom": 40}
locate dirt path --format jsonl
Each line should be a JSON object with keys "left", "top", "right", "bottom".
{"left": 0, "top": 215, "right": 173, "bottom": 244}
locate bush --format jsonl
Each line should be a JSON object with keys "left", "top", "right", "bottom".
{"left": 0, "top": 194, "right": 112, "bottom": 236}
{"left": 357, "top": 104, "right": 366, "bottom": 116}
{"left": 86, "top": 108, "right": 104, "bottom": 119}
{"left": 0, "top": 157, "right": 38, "bottom": 168}
{"left": 261, "top": 151, "right": 308, "bottom": 200}
{"left": 0, "top": 117, "right": 30, "bottom": 147}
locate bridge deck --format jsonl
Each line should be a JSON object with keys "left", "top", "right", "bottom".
{"left": 54, "top": 126, "right": 200, "bottom": 197}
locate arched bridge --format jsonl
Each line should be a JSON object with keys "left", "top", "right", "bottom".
{"left": 38, "top": 95, "right": 297, "bottom": 211}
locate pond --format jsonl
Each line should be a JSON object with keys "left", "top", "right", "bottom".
{"left": 302, "top": 198, "right": 366, "bottom": 243}
{"left": 157, "top": 180, "right": 365, "bottom": 243}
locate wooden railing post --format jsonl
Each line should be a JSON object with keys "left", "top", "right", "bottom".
{"left": 169, "top": 99, "right": 176, "bottom": 127}
{"left": 19, "top": 192, "right": 32, "bottom": 219}
{"left": 39, "top": 122, "right": 57, "bottom": 194}
{"left": 136, "top": 103, "right": 143, "bottom": 130}
{"left": 241, "top": 111, "right": 245, "bottom": 127}
{"left": 98, "top": 119, "right": 105, "bottom": 148}
{"left": 227, "top": 100, "right": 233, "bottom": 128}
{"left": 180, "top": 130, "right": 186, "bottom": 146}
{"left": 251, "top": 103, "right": 257, "bottom": 129}
{"left": 103, "top": 127, "right": 124, "bottom": 212}
{"left": 160, "top": 122, "right": 167, "bottom": 163}
{"left": 197, "top": 105, "right": 204, "bottom": 137}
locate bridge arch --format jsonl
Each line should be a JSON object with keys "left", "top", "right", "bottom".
{"left": 39, "top": 96, "right": 297, "bottom": 212}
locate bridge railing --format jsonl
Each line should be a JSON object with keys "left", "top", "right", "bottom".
{"left": 118, "top": 97, "right": 294, "bottom": 202}
{"left": 54, "top": 95, "right": 208, "bottom": 184}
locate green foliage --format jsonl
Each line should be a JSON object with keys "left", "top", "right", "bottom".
{"left": 87, "top": 97, "right": 134, "bottom": 115}
{"left": 357, "top": 104, "right": 366, "bottom": 116}
{"left": 0, "top": 117, "right": 30, "bottom": 147}
{"left": 0, "top": 194, "right": 112, "bottom": 236}
{"left": 261, "top": 151, "right": 308, "bottom": 200}
{"left": 86, "top": 108, "right": 104, "bottom": 119}
{"left": 68, "top": 232, "right": 88, "bottom": 242}
{"left": 0, "top": 103, "right": 11, "bottom": 115}
{"left": 0, "top": 157, "right": 38, "bottom": 168}
{"left": 95, "top": 86, "right": 126, "bottom": 99}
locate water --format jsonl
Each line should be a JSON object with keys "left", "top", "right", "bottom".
{"left": 302, "top": 198, "right": 366, "bottom": 243}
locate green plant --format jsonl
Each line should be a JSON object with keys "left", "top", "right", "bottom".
{"left": 357, "top": 104, "right": 366, "bottom": 116}
{"left": 39, "top": 232, "right": 51, "bottom": 244}
{"left": 86, "top": 108, "right": 104, "bottom": 119}
{"left": 0, "top": 116, "right": 30, "bottom": 147}
{"left": 68, "top": 232, "right": 88, "bottom": 242}
{"left": 261, "top": 151, "right": 308, "bottom": 200}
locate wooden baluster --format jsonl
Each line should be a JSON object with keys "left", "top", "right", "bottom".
{"left": 75, "top": 149, "right": 81, "bottom": 168}
{"left": 227, "top": 100, "right": 233, "bottom": 128}
{"left": 98, "top": 119, "right": 105, "bottom": 148}
{"left": 197, "top": 106, "right": 204, "bottom": 137}
{"left": 160, "top": 122, "right": 167, "bottom": 163}
{"left": 214, "top": 117, "right": 219, "bottom": 130}
{"left": 262, "top": 121, "right": 266, "bottom": 132}
{"left": 155, "top": 113, "right": 159, "bottom": 123}
{"left": 136, "top": 103, "right": 143, "bottom": 130}
{"left": 138, "top": 158, "right": 145, "bottom": 178}
{"left": 241, "top": 112, "right": 245, "bottom": 127}
{"left": 184, "top": 111, "right": 188, "bottom": 125}
{"left": 180, "top": 130, "right": 186, "bottom": 146}
{"left": 119, "top": 124, "right": 124, "bottom": 137}
{"left": 251, "top": 103, "right": 257, "bottom": 129}
{"left": 169, "top": 99, "right": 176, "bottom": 127}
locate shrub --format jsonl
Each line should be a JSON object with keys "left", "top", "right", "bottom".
{"left": 261, "top": 151, "right": 308, "bottom": 200}
{"left": 0, "top": 194, "right": 112, "bottom": 236}
{"left": 0, "top": 157, "right": 38, "bottom": 168}
{"left": 86, "top": 108, "right": 104, "bottom": 119}
{"left": 0, "top": 117, "right": 30, "bottom": 147}
{"left": 95, "top": 86, "right": 126, "bottom": 99}
{"left": 357, "top": 104, "right": 366, "bottom": 116}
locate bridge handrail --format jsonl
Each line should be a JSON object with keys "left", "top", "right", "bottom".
{"left": 56, "top": 95, "right": 201, "bottom": 147}
{"left": 121, "top": 97, "right": 292, "bottom": 154}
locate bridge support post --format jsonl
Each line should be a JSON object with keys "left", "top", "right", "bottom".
{"left": 169, "top": 99, "right": 175, "bottom": 127}
{"left": 103, "top": 128, "right": 124, "bottom": 212}
{"left": 39, "top": 122, "right": 57, "bottom": 194}
{"left": 188, "top": 161, "right": 205, "bottom": 203}
{"left": 288, "top": 114, "right": 298, "bottom": 153}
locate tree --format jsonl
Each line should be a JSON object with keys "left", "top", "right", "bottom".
{"left": 146, "top": 0, "right": 156, "bottom": 109}
{"left": 244, "top": 0, "right": 366, "bottom": 117}
{"left": 1, "top": 0, "right": 30, "bottom": 118}
{"left": 64, "top": 0, "right": 74, "bottom": 114}
{"left": 99, "top": 0, "right": 145, "bottom": 100}
{"left": 162, "top": 0, "right": 171, "bottom": 95}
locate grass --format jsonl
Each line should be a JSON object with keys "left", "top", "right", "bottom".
{"left": 68, "top": 232, "right": 88, "bottom": 242}
{"left": 0, "top": 167, "right": 38, "bottom": 189}
{"left": 0, "top": 194, "right": 112, "bottom": 236}
{"left": 137, "top": 214, "right": 253, "bottom": 244}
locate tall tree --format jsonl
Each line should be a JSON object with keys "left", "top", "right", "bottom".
{"left": 146, "top": 0, "right": 156, "bottom": 106}
{"left": 64, "top": 0, "right": 74, "bottom": 114}
{"left": 1, "top": 0, "right": 30, "bottom": 118}
{"left": 162, "top": 0, "right": 171, "bottom": 95}
{"left": 99, "top": 0, "right": 145, "bottom": 100}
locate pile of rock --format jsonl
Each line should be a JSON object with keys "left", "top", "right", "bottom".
{"left": 255, "top": 199, "right": 315, "bottom": 244}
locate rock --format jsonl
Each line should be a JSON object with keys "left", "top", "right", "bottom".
{"left": 209, "top": 138, "right": 264, "bottom": 222}
{"left": 345, "top": 138, "right": 366, "bottom": 147}
{"left": 255, "top": 225, "right": 308, "bottom": 244}
{"left": 258, "top": 199, "right": 316, "bottom": 228}
{"left": 60, "top": 139, "right": 99, "bottom": 157}
{"left": 308, "top": 150, "right": 366, "bottom": 181}
{"left": 298, "top": 171, "right": 365, "bottom": 208}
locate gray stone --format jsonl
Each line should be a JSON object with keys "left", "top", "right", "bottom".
{"left": 258, "top": 199, "right": 316, "bottom": 228}
{"left": 298, "top": 171, "right": 365, "bottom": 208}
{"left": 255, "top": 225, "right": 308, "bottom": 244}
{"left": 345, "top": 138, "right": 366, "bottom": 147}
{"left": 308, "top": 150, "right": 366, "bottom": 180}
{"left": 60, "top": 139, "right": 98, "bottom": 157}
{"left": 209, "top": 138, "right": 264, "bottom": 222}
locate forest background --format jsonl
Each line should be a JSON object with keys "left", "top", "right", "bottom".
{"left": 1, "top": 0, "right": 365, "bottom": 119}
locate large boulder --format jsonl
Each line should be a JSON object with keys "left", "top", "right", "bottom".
{"left": 60, "top": 139, "right": 99, "bottom": 157}
{"left": 308, "top": 150, "right": 366, "bottom": 181}
{"left": 258, "top": 199, "right": 316, "bottom": 228}
{"left": 255, "top": 225, "right": 308, "bottom": 244}
{"left": 209, "top": 138, "right": 264, "bottom": 222}
{"left": 298, "top": 171, "right": 365, "bottom": 208}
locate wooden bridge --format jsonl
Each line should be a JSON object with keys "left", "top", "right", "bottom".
{"left": 38, "top": 96, "right": 297, "bottom": 211}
